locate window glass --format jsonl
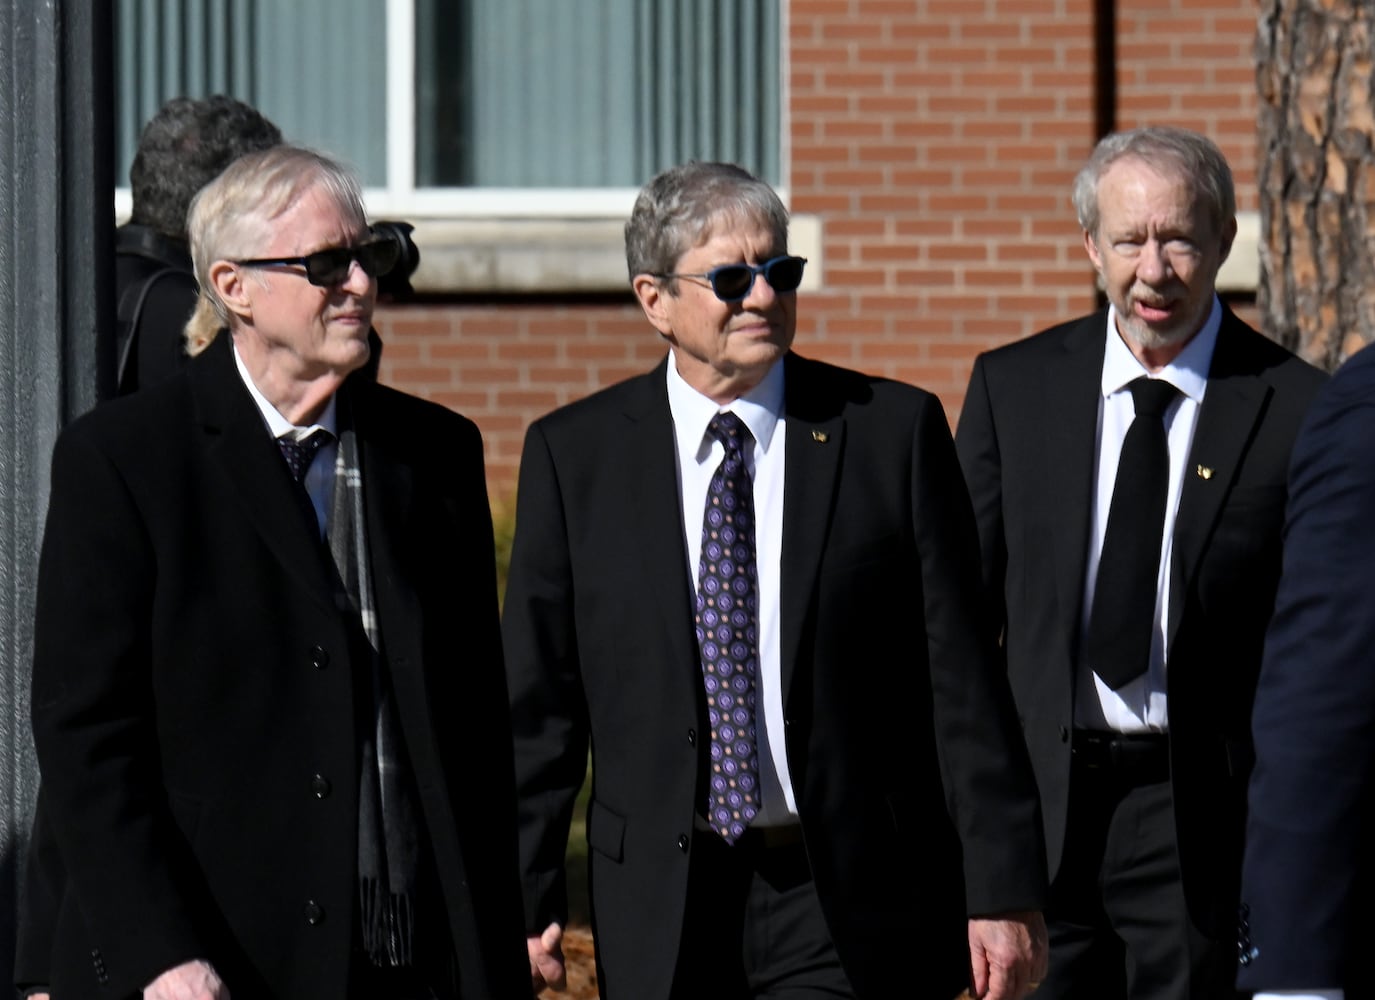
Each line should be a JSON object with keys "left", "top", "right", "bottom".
{"left": 116, "top": 0, "right": 780, "bottom": 199}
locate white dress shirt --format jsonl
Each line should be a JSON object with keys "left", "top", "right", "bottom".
{"left": 1074, "top": 298, "right": 1221, "bottom": 733}
{"left": 233, "top": 341, "right": 338, "bottom": 537}
{"left": 666, "top": 353, "right": 797, "bottom": 824}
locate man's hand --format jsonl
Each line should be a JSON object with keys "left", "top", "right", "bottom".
{"left": 967, "top": 910, "right": 1047, "bottom": 1000}
{"left": 144, "top": 959, "right": 228, "bottom": 1000}
{"left": 528, "top": 921, "right": 566, "bottom": 994}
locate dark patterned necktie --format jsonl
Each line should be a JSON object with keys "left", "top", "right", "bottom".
{"left": 695, "top": 411, "right": 761, "bottom": 843}
{"left": 277, "top": 430, "right": 332, "bottom": 534}
{"left": 1085, "top": 377, "right": 1179, "bottom": 689}
{"left": 278, "top": 429, "right": 331, "bottom": 484}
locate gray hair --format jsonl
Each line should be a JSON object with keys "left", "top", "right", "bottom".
{"left": 129, "top": 94, "right": 282, "bottom": 240}
{"left": 183, "top": 145, "right": 368, "bottom": 353}
{"left": 625, "top": 161, "right": 789, "bottom": 288}
{"left": 1072, "top": 126, "right": 1235, "bottom": 238}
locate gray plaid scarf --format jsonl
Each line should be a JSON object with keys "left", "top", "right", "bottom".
{"left": 327, "top": 409, "right": 422, "bottom": 968}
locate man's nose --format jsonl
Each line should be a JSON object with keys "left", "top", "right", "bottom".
{"left": 741, "top": 269, "right": 779, "bottom": 309}
{"left": 1137, "top": 242, "right": 1172, "bottom": 283}
{"left": 341, "top": 257, "right": 373, "bottom": 295}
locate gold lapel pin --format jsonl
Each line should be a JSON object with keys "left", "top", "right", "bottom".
{"left": 1196, "top": 464, "right": 1214, "bottom": 480}
{"left": 812, "top": 430, "right": 829, "bottom": 443}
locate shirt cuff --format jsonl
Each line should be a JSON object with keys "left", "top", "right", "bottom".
{"left": 1252, "top": 991, "right": 1344, "bottom": 1000}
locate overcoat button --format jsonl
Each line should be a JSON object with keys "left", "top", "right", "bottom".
{"left": 304, "top": 900, "right": 325, "bottom": 925}
{"left": 677, "top": 834, "right": 690, "bottom": 852}
{"left": 311, "top": 775, "right": 331, "bottom": 799}
{"left": 310, "top": 646, "right": 329, "bottom": 670}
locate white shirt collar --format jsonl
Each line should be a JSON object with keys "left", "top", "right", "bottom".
{"left": 1101, "top": 296, "right": 1221, "bottom": 404}
{"left": 231, "top": 338, "right": 337, "bottom": 440}
{"left": 665, "top": 352, "right": 785, "bottom": 463}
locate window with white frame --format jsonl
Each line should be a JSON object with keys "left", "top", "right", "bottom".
{"left": 114, "top": 0, "right": 783, "bottom": 222}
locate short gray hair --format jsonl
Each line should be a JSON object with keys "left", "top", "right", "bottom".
{"left": 129, "top": 94, "right": 282, "bottom": 240}
{"left": 1072, "top": 126, "right": 1235, "bottom": 238}
{"left": 625, "top": 161, "right": 789, "bottom": 288}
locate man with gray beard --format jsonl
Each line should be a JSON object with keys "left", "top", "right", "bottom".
{"left": 954, "top": 126, "right": 1323, "bottom": 1000}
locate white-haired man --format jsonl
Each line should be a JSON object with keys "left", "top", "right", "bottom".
{"left": 26, "top": 146, "right": 527, "bottom": 1000}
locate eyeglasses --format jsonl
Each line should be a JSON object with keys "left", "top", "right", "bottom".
{"left": 652, "top": 254, "right": 807, "bottom": 303}
{"left": 233, "top": 232, "right": 401, "bottom": 287}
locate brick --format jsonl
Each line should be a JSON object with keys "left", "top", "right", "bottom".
{"left": 428, "top": 342, "right": 492, "bottom": 361}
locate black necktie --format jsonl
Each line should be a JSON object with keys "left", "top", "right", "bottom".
{"left": 277, "top": 430, "right": 331, "bottom": 534}
{"left": 1085, "top": 377, "right": 1179, "bottom": 690}
{"left": 278, "top": 429, "right": 330, "bottom": 484}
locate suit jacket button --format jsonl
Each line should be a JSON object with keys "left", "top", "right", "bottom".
{"left": 304, "top": 900, "right": 325, "bottom": 925}
{"left": 311, "top": 774, "right": 331, "bottom": 799}
{"left": 310, "top": 645, "right": 329, "bottom": 670}
{"left": 1059, "top": 726, "right": 1069, "bottom": 742}
{"left": 677, "top": 834, "right": 689, "bottom": 852}
{"left": 687, "top": 729, "right": 697, "bottom": 747}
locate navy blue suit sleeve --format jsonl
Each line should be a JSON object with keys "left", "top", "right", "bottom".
{"left": 1240, "top": 352, "right": 1375, "bottom": 991}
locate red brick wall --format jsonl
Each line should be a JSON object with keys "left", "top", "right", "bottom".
{"left": 1117, "top": 0, "right": 1261, "bottom": 211}
{"left": 375, "top": 0, "right": 1262, "bottom": 502}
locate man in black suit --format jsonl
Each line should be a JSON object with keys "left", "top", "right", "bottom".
{"left": 1237, "top": 345, "right": 1375, "bottom": 1000}
{"left": 955, "top": 126, "right": 1325, "bottom": 1000}
{"left": 505, "top": 161, "right": 1048, "bottom": 1000}
{"left": 27, "top": 146, "right": 527, "bottom": 999}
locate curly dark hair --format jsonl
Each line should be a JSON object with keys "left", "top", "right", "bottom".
{"left": 128, "top": 94, "right": 282, "bottom": 240}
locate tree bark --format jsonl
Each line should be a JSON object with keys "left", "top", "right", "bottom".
{"left": 1257, "top": 0, "right": 1375, "bottom": 370}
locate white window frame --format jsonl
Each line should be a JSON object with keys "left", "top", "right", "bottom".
{"left": 116, "top": 0, "right": 807, "bottom": 293}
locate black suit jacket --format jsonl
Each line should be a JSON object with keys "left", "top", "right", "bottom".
{"left": 955, "top": 307, "right": 1324, "bottom": 938}
{"left": 1238, "top": 343, "right": 1375, "bottom": 997}
{"left": 28, "top": 333, "right": 529, "bottom": 999}
{"left": 502, "top": 352, "right": 1047, "bottom": 1000}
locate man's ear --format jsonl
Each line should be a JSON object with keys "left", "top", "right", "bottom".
{"left": 209, "top": 260, "right": 254, "bottom": 323}
{"left": 1082, "top": 229, "right": 1104, "bottom": 271}
{"left": 632, "top": 274, "right": 675, "bottom": 338}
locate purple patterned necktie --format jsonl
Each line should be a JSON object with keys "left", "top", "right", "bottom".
{"left": 696, "top": 411, "right": 761, "bottom": 844}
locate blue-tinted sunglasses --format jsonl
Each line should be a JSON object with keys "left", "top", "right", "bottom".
{"left": 653, "top": 254, "right": 807, "bottom": 302}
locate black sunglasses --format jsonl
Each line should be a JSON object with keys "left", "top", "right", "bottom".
{"left": 652, "top": 254, "right": 807, "bottom": 303}
{"left": 233, "top": 232, "right": 401, "bottom": 287}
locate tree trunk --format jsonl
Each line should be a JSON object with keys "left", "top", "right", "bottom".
{"left": 1257, "top": 0, "right": 1375, "bottom": 370}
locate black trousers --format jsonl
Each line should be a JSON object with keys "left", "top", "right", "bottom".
{"left": 670, "top": 826, "right": 855, "bottom": 1000}
{"left": 1038, "top": 733, "right": 1239, "bottom": 1000}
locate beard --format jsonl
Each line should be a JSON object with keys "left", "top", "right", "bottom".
{"left": 1112, "top": 288, "right": 1209, "bottom": 354}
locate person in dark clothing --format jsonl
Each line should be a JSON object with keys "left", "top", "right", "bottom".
{"left": 114, "top": 95, "right": 281, "bottom": 394}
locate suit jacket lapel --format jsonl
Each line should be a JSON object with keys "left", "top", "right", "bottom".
{"left": 1167, "top": 313, "right": 1270, "bottom": 647}
{"left": 1045, "top": 316, "right": 1108, "bottom": 658}
{"left": 779, "top": 354, "right": 844, "bottom": 705}
{"left": 190, "top": 334, "right": 337, "bottom": 611}
{"left": 628, "top": 361, "right": 702, "bottom": 696}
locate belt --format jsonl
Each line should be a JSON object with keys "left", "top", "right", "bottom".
{"left": 738, "top": 823, "right": 805, "bottom": 851}
{"left": 693, "top": 814, "right": 805, "bottom": 851}
{"left": 1071, "top": 729, "right": 1170, "bottom": 785}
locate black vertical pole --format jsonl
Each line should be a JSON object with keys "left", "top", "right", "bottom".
{"left": 0, "top": 0, "right": 113, "bottom": 982}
